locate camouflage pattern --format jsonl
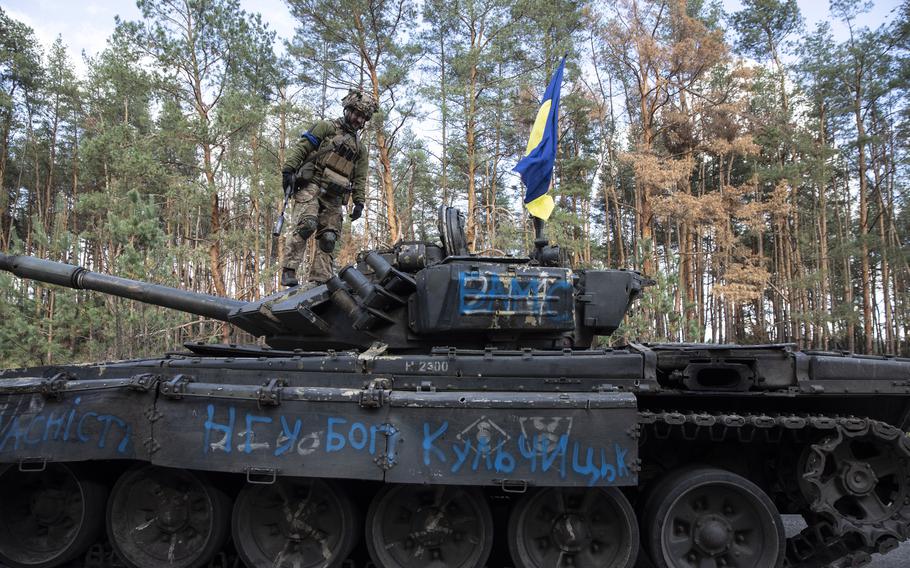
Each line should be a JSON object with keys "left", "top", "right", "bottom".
{"left": 282, "top": 181, "right": 344, "bottom": 282}
{"left": 283, "top": 119, "right": 368, "bottom": 204}
{"left": 281, "top": 115, "right": 368, "bottom": 283}
{"left": 341, "top": 89, "right": 378, "bottom": 116}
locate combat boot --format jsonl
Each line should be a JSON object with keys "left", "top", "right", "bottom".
{"left": 281, "top": 268, "right": 299, "bottom": 287}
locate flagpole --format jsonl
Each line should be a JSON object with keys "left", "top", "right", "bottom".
{"left": 534, "top": 56, "right": 563, "bottom": 258}
{"left": 532, "top": 177, "right": 556, "bottom": 257}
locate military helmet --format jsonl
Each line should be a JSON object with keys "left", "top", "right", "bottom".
{"left": 342, "top": 89, "right": 378, "bottom": 117}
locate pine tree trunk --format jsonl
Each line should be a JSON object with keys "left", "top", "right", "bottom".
{"left": 817, "top": 105, "right": 831, "bottom": 350}
{"left": 854, "top": 93, "right": 874, "bottom": 353}
{"left": 364, "top": 66, "right": 399, "bottom": 244}
{"left": 0, "top": 99, "right": 12, "bottom": 250}
{"left": 837, "top": 176, "right": 856, "bottom": 352}
{"left": 465, "top": 61, "right": 478, "bottom": 252}
{"left": 871, "top": 125, "right": 894, "bottom": 354}
{"left": 439, "top": 31, "right": 449, "bottom": 206}
{"left": 204, "top": 147, "right": 227, "bottom": 298}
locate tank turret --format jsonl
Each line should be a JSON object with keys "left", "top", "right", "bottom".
{"left": 0, "top": 208, "right": 650, "bottom": 352}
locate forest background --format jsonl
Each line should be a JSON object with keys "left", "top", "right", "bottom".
{"left": 0, "top": 0, "right": 908, "bottom": 366}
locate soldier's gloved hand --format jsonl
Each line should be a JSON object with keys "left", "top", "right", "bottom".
{"left": 350, "top": 201, "right": 364, "bottom": 221}
{"left": 282, "top": 170, "right": 295, "bottom": 192}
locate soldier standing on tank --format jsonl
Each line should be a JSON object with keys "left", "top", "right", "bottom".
{"left": 279, "top": 89, "right": 377, "bottom": 287}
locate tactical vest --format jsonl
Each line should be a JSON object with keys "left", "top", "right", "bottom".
{"left": 318, "top": 123, "right": 360, "bottom": 194}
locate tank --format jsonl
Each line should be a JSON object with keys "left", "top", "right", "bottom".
{"left": 0, "top": 207, "right": 908, "bottom": 568}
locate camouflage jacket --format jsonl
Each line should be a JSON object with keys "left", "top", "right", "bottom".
{"left": 282, "top": 118, "right": 368, "bottom": 204}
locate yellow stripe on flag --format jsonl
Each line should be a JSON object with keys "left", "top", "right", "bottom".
{"left": 526, "top": 193, "right": 555, "bottom": 220}
{"left": 524, "top": 100, "right": 552, "bottom": 156}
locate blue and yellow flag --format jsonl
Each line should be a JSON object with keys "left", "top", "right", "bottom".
{"left": 514, "top": 57, "right": 566, "bottom": 220}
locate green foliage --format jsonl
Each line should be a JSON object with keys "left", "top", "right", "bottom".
{"left": 1, "top": 0, "right": 909, "bottom": 365}
{"left": 731, "top": 0, "right": 802, "bottom": 61}
{"left": 614, "top": 248, "right": 701, "bottom": 344}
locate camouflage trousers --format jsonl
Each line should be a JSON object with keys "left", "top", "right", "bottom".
{"left": 282, "top": 182, "right": 345, "bottom": 283}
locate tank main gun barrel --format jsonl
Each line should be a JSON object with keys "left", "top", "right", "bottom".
{"left": 0, "top": 252, "right": 244, "bottom": 322}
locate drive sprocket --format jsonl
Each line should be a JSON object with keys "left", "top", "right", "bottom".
{"left": 801, "top": 418, "right": 910, "bottom": 551}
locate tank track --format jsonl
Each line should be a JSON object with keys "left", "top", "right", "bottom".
{"left": 639, "top": 410, "right": 910, "bottom": 567}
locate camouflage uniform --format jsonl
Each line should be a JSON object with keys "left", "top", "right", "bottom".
{"left": 281, "top": 90, "right": 375, "bottom": 285}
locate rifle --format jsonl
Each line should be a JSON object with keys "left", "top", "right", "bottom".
{"left": 273, "top": 172, "right": 296, "bottom": 237}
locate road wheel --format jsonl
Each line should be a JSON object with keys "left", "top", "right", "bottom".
{"left": 107, "top": 465, "right": 230, "bottom": 568}
{"left": 232, "top": 477, "right": 358, "bottom": 568}
{"left": 643, "top": 467, "right": 784, "bottom": 568}
{"left": 0, "top": 462, "right": 106, "bottom": 568}
{"left": 365, "top": 484, "right": 494, "bottom": 568}
{"left": 508, "top": 486, "right": 639, "bottom": 568}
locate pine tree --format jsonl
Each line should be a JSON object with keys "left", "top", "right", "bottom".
{"left": 116, "top": 0, "right": 277, "bottom": 298}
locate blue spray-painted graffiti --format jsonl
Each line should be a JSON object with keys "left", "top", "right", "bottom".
{"left": 458, "top": 271, "right": 573, "bottom": 320}
{"left": 203, "top": 405, "right": 402, "bottom": 466}
{"left": 0, "top": 396, "right": 132, "bottom": 454}
{"left": 422, "top": 421, "right": 630, "bottom": 486}
{"left": 201, "top": 406, "right": 630, "bottom": 486}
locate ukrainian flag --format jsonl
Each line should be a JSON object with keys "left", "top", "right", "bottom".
{"left": 514, "top": 57, "right": 566, "bottom": 220}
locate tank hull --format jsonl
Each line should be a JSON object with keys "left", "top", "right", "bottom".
{"left": 0, "top": 350, "right": 641, "bottom": 488}
{"left": 2, "top": 344, "right": 910, "bottom": 567}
